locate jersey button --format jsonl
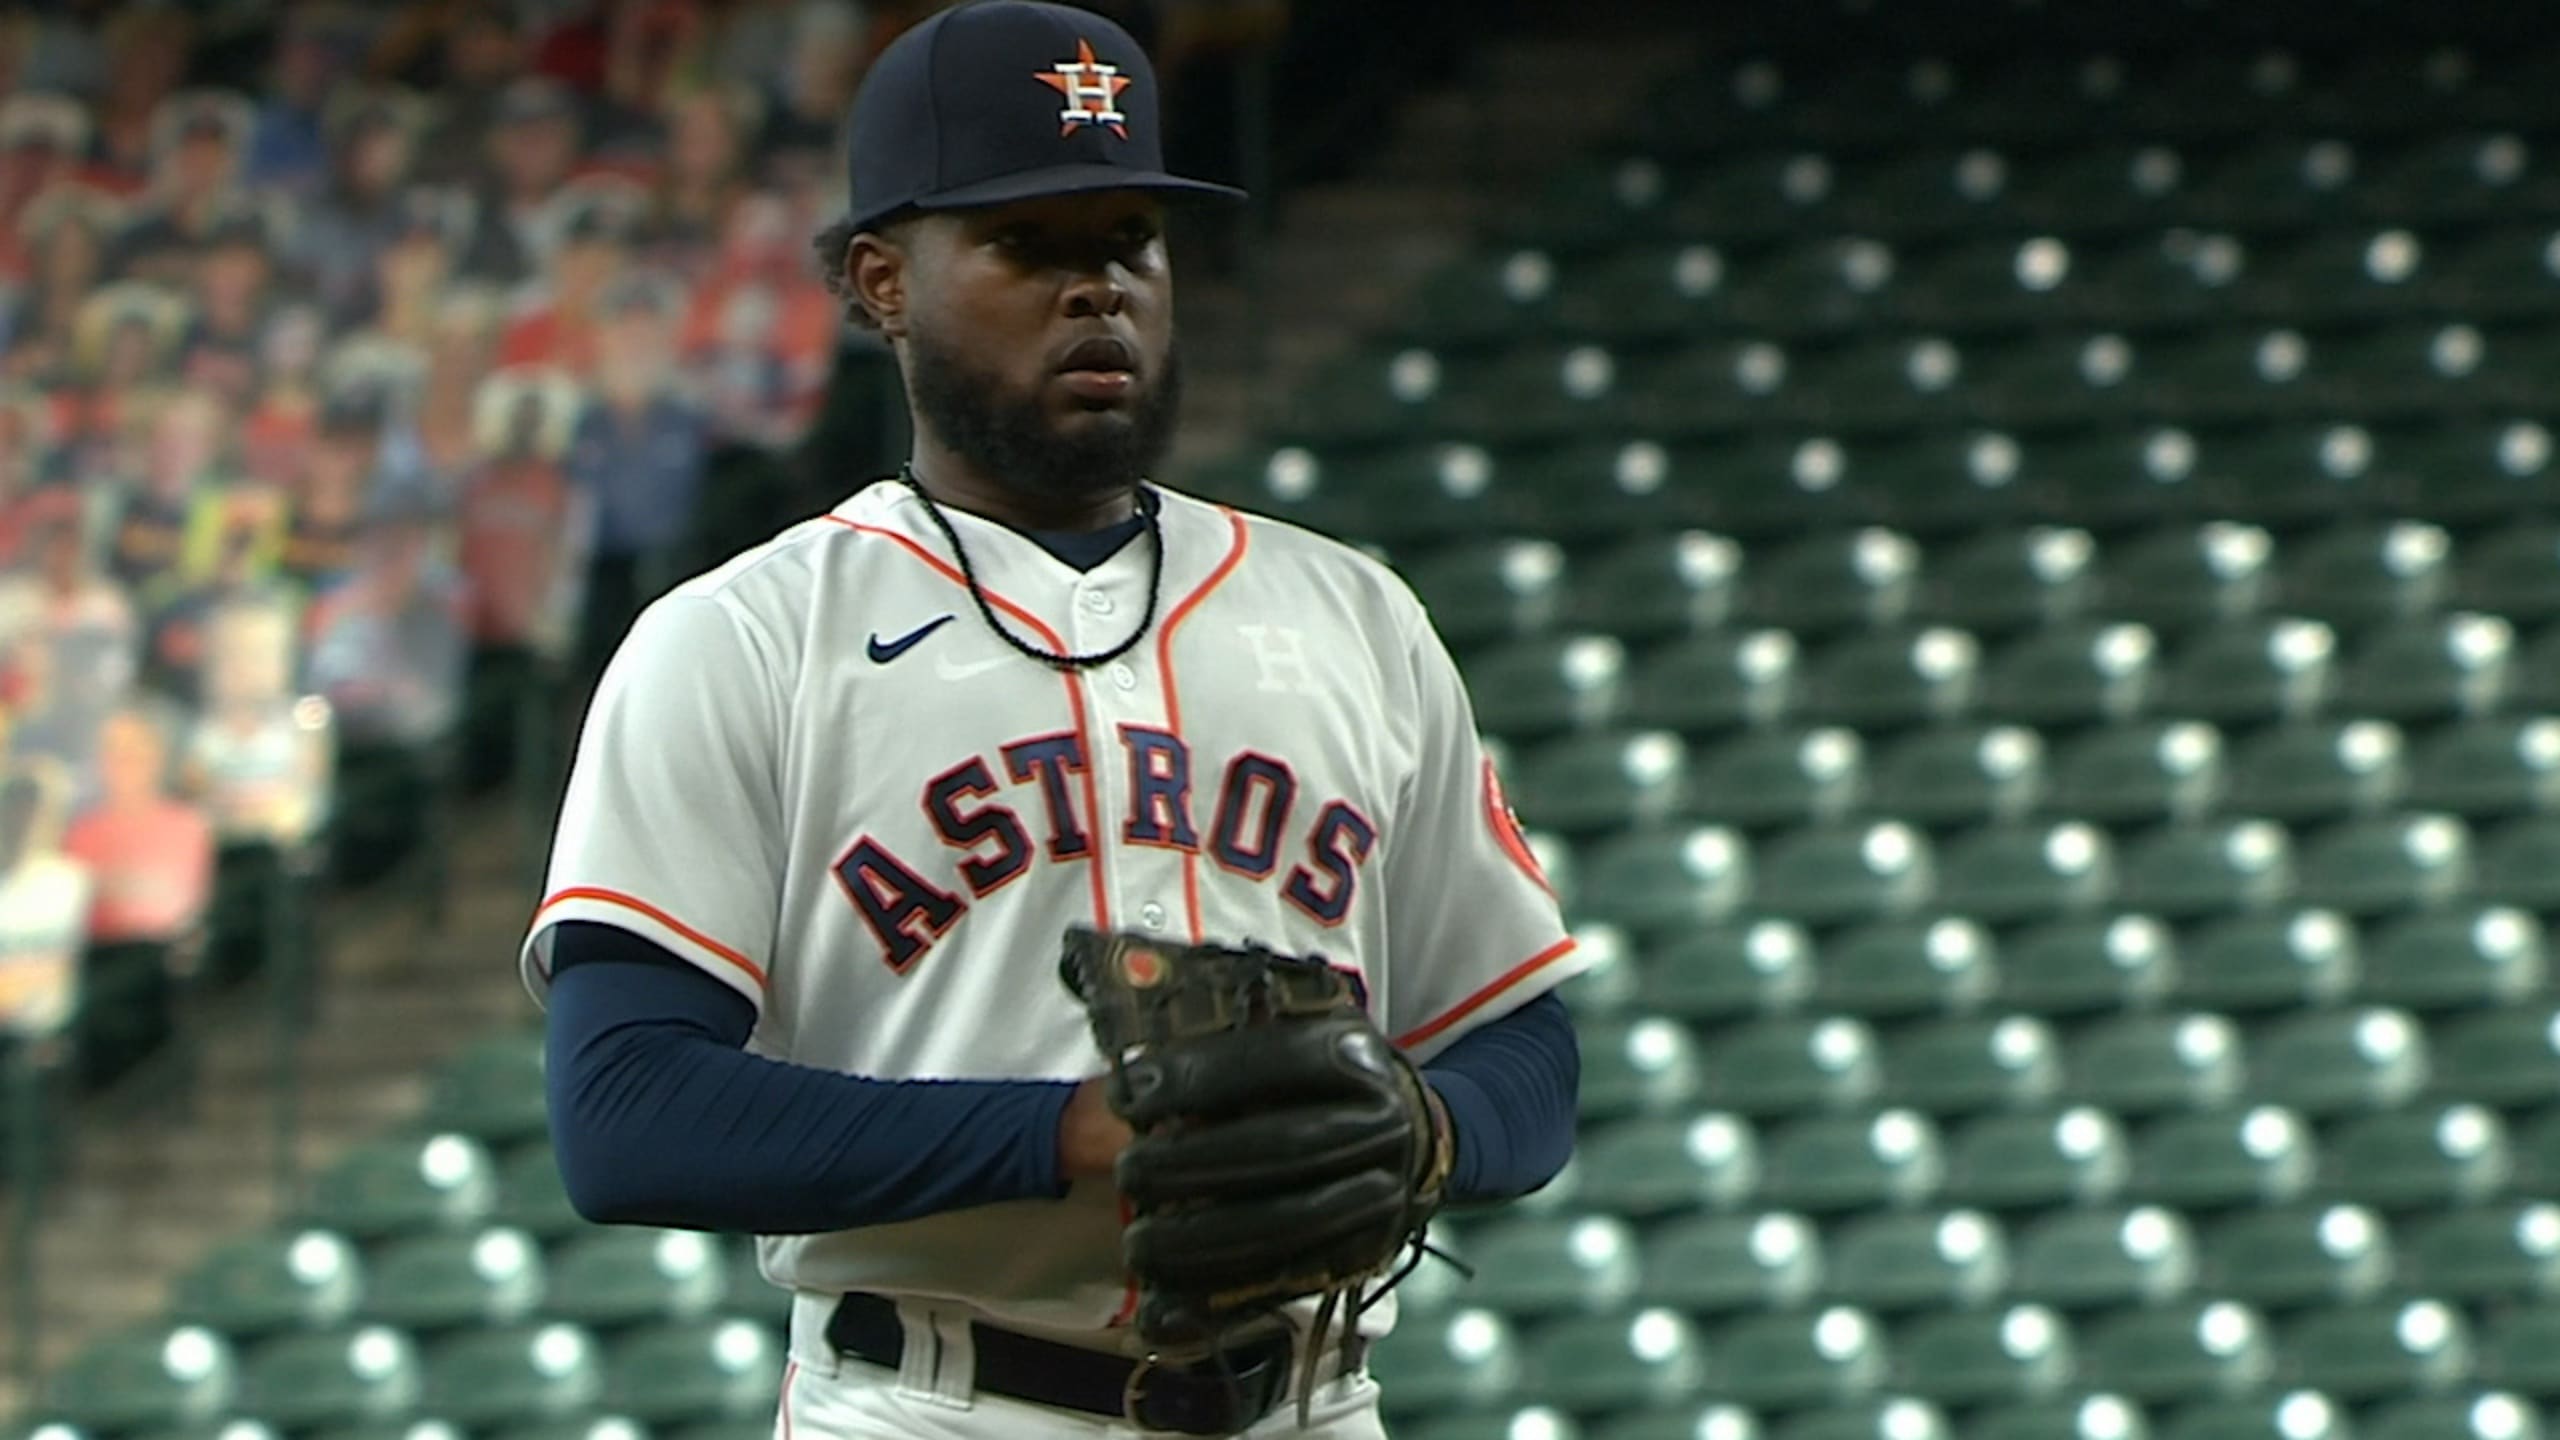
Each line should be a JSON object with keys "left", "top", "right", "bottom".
{"left": 1139, "top": 902, "right": 1168, "bottom": 931}
{"left": 1083, "top": 592, "right": 1116, "bottom": 617}
{"left": 1109, "top": 663, "right": 1137, "bottom": 691}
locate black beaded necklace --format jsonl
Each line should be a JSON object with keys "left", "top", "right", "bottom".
{"left": 898, "top": 465, "right": 1166, "bottom": 672}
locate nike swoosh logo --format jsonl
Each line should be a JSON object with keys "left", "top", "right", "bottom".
{"left": 867, "top": 615, "right": 955, "bottom": 664}
{"left": 933, "top": 653, "right": 1014, "bottom": 681}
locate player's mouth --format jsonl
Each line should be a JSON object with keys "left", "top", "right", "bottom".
{"left": 1055, "top": 335, "right": 1139, "bottom": 403}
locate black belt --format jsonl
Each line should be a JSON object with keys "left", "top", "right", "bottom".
{"left": 825, "top": 1291, "right": 1296, "bottom": 1436}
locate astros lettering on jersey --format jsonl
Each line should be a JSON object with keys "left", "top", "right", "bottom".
{"left": 519, "top": 478, "right": 1585, "bottom": 1346}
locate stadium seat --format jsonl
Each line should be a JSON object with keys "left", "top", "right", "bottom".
{"left": 2276, "top": 521, "right": 2455, "bottom": 628}
{"left": 1752, "top": 821, "right": 1935, "bottom": 925}
{"left": 2022, "top": 427, "right": 2205, "bottom": 535}
{"left": 2360, "top": 905, "right": 2546, "bottom": 1010}
{"left": 2065, "top": 1012, "right": 2245, "bottom": 1115}
{"left": 2046, "top": 721, "right": 2226, "bottom": 826}
{"left": 1814, "top": 917, "right": 1998, "bottom": 1018}
{"left": 39, "top": 1326, "right": 237, "bottom": 1435}
{"left": 1594, "top": 1407, "right": 1761, "bottom": 1440}
{"left": 1626, "top": 630, "right": 1802, "bottom": 736}
{"left": 2279, "top": 1299, "right": 2475, "bottom": 1400}
{"left": 421, "top": 1031, "right": 549, "bottom": 1150}
{"left": 1501, "top": 440, "right": 1711, "bottom": 547}
{"left": 301, "top": 1134, "right": 498, "bottom": 1241}
{"left": 602, "top": 1320, "right": 784, "bottom": 1425}
{"left": 1695, "top": 1016, "right": 1881, "bottom": 1119}
{"left": 2136, "top": 330, "right": 2323, "bottom": 426}
{"left": 2429, "top": 1005, "right": 2560, "bottom": 1107}
{"left": 2113, "top": 819, "right": 2294, "bottom": 919}
{"left": 361, "top": 1228, "right": 546, "bottom": 1334}
{"left": 1932, "top": 820, "right": 2114, "bottom": 923}
{"left": 2377, "top": 419, "right": 2560, "bottom": 527}
{"left": 1801, "top": 628, "right": 1983, "bottom": 733}
{"left": 2128, "top": 1106, "right": 2318, "bottom": 1209}
{"left": 1405, "top": 1408, "right": 1586, "bottom": 1440}
{"left": 1392, "top": 249, "right": 1562, "bottom": 351}
{"left": 492, "top": 1145, "right": 583, "bottom": 1240}
{"left": 1779, "top": 1399, "right": 1958, "bottom": 1440}
{"left": 2405, "top": 716, "right": 2560, "bottom": 819}
{"left": 1997, "top": 915, "right": 2178, "bottom": 1018}
{"left": 1530, "top": 1309, "right": 1712, "bottom": 1416}
{"left": 2477, "top": 816, "right": 2560, "bottom": 911}
{"left": 1823, "top": 1209, "right": 2010, "bottom": 1312}
{"left": 1721, "top": 236, "right": 1898, "bottom": 339}
{"left": 1977, "top": 621, "right": 2159, "bottom": 728}
{"left": 1559, "top": 926, "right": 1642, "bottom": 1019}
{"left": 1888, "top": 1306, "right": 2077, "bottom": 1405}
{"left": 1866, "top": 724, "right": 2046, "bottom": 829}
{"left": 1566, "top": 531, "right": 1745, "bottom": 642}
{"left": 2247, "top": 1005, "right": 2430, "bottom": 1115}
{"left": 1576, "top": 1015, "right": 1705, "bottom": 1123}
{"left": 1553, "top": 243, "right": 1736, "bottom": 344}
{"left": 1760, "top": 1110, "right": 1946, "bottom": 1214}
{"left": 1860, "top": 432, "right": 2036, "bottom": 540}
{"left": 1743, "top": 529, "right": 1924, "bottom": 637}
{"left": 2173, "top": 910, "right": 2359, "bottom": 1014}
{"left": 2453, "top": 522, "right": 2560, "bottom": 623}
{"left": 2322, "top": 1103, "right": 2513, "bottom": 1209}
{"left": 1944, "top": 1107, "right": 2131, "bottom": 1210}
{"left": 2336, "top": 613, "right": 2518, "bottom": 721}
{"left": 1512, "top": 731, "right": 1691, "bottom": 836}
{"left": 1407, "top": 539, "right": 1573, "bottom": 650}
{"left": 1574, "top": 1112, "right": 1762, "bottom": 1219}
{"left": 419, "top": 1324, "right": 604, "bottom": 1427}
{"left": 2154, "top": 617, "right": 2338, "bottom": 725}
{"left": 1687, "top": 728, "right": 1866, "bottom": 832}
{"left": 1321, "top": 442, "right": 1514, "bottom": 546}
{"left": 1468, "top": 635, "right": 1630, "bottom": 742}
{"left": 2197, "top": 1204, "right": 2396, "bottom": 1307}
{"left": 237, "top": 1327, "right": 424, "bottom": 1431}
{"left": 1461, "top": 1215, "right": 1642, "bottom": 1318}
{"left": 170, "top": 1230, "right": 365, "bottom": 1339}
{"left": 1970, "top": 1393, "right": 2153, "bottom": 1440}
{"left": 1575, "top": 826, "right": 1752, "bottom": 935}
{"left": 1914, "top": 527, "right": 2097, "bottom": 638}
{"left": 2480, "top": 1304, "right": 2560, "bottom": 1396}
{"left": 1888, "top": 234, "right": 2078, "bottom": 333}
{"left": 1368, "top": 1307, "right": 1528, "bottom": 1419}
{"left": 1638, "top": 920, "right": 1816, "bottom": 1023}
{"left": 2404, "top": 1202, "right": 2560, "bottom": 1300}
{"left": 2080, "top": 1301, "right": 2276, "bottom": 1403}
{"left": 1702, "top": 1308, "right": 1890, "bottom": 1410}
{"left": 2359, "top": 1393, "right": 2548, "bottom": 1440}
{"left": 2221, "top": 720, "right": 2408, "bottom": 823}
{"left": 1640, "top": 1211, "right": 1825, "bottom": 1314}
{"left": 2159, "top": 1392, "right": 2353, "bottom": 1440}
{"left": 2097, "top": 523, "right": 2275, "bottom": 636}
{"left": 1628, "top": 341, "right": 1798, "bottom": 441}
{"left": 2011, "top": 1206, "right": 2197, "bottom": 1311}
{"left": 541, "top": 1230, "right": 727, "bottom": 1329}
{"left": 1968, "top": 332, "right": 2143, "bottom": 430}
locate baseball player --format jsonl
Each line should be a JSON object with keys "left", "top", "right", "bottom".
{"left": 522, "top": 4, "right": 1584, "bottom": 1436}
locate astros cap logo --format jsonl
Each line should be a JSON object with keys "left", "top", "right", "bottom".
{"left": 1038, "top": 37, "right": 1132, "bottom": 139}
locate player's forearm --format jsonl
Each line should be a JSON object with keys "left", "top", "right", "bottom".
{"left": 1421, "top": 989, "right": 1580, "bottom": 1203}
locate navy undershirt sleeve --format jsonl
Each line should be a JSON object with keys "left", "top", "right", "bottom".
{"left": 1424, "top": 990, "right": 1580, "bottom": 1203}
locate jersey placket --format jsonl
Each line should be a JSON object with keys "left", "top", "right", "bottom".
{"left": 1066, "top": 560, "right": 1185, "bottom": 939}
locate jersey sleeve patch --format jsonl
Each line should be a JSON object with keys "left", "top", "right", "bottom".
{"left": 1483, "top": 755, "right": 1554, "bottom": 897}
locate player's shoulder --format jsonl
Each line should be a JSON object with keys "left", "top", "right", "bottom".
{"left": 1169, "top": 489, "right": 1427, "bottom": 630}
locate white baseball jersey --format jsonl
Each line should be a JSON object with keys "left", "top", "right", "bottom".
{"left": 519, "top": 477, "right": 1583, "bottom": 1346}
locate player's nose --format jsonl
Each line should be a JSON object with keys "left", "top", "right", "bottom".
{"left": 1061, "top": 268, "right": 1129, "bottom": 319}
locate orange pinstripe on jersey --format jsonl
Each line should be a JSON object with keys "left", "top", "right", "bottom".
{"left": 1394, "top": 935, "right": 1580, "bottom": 1051}
{"left": 533, "top": 885, "right": 770, "bottom": 988}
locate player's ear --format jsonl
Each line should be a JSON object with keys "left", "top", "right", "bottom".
{"left": 848, "top": 229, "right": 910, "bottom": 339}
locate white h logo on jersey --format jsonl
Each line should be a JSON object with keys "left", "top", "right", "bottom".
{"left": 1239, "top": 625, "right": 1322, "bottom": 695}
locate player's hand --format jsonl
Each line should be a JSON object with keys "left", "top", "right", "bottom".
{"left": 1057, "top": 1076, "right": 1132, "bottom": 1182}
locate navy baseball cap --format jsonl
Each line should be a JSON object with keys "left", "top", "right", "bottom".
{"left": 843, "top": 0, "right": 1245, "bottom": 234}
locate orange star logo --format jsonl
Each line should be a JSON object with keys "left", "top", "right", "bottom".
{"left": 1037, "top": 38, "right": 1133, "bottom": 139}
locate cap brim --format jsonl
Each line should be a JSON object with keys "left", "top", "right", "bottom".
{"left": 857, "top": 163, "right": 1245, "bottom": 232}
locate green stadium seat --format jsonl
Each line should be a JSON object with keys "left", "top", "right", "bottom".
{"left": 2481, "top": 1304, "right": 2560, "bottom": 1396}
{"left": 1722, "top": 236, "right": 1897, "bottom": 338}
{"left": 1594, "top": 1406, "right": 1760, "bottom": 1440}
{"left": 1314, "top": 442, "right": 1510, "bottom": 545}
{"left": 2453, "top": 523, "right": 2560, "bottom": 623}
{"left": 2322, "top": 1103, "right": 2513, "bottom": 1209}
{"left": 1392, "top": 249, "right": 1562, "bottom": 350}
{"left": 2047, "top": 721, "right": 2226, "bottom": 826}
{"left": 2222, "top": 720, "right": 2408, "bottom": 824}
{"left": 1977, "top": 621, "right": 2159, "bottom": 728}
{"left": 170, "top": 1229, "right": 365, "bottom": 1339}
{"left": 1889, "top": 232, "right": 2075, "bottom": 332}
{"left": 1823, "top": 1209, "right": 2009, "bottom": 1312}
{"left": 2198, "top": 1204, "right": 2395, "bottom": 1307}
{"left": 2405, "top": 716, "right": 2560, "bottom": 819}
{"left": 1945, "top": 1107, "right": 2130, "bottom": 1210}
{"left": 1753, "top": 821, "right": 1935, "bottom": 926}
{"left": 1884, "top": 1015, "right": 2062, "bottom": 1115}
{"left": 2477, "top": 817, "right": 2560, "bottom": 911}
{"left": 1760, "top": 1109, "right": 1945, "bottom": 1214}
{"left": 1933, "top": 820, "right": 2114, "bottom": 923}
{"left": 1914, "top": 527, "right": 2097, "bottom": 639}
{"left": 2137, "top": 330, "right": 2322, "bottom": 426}
{"left": 2337, "top": 613, "right": 2517, "bottom": 722}
{"left": 1791, "top": 338, "right": 1973, "bottom": 432}
{"left": 1694, "top": 1015, "right": 1882, "bottom": 1121}
{"left": 1861, "top": 432, "right": 2035, "bottom": 541}
{"left": 1626, "top": 630, "right": 1802, "bottom": 737}
{"left": 2376, "top": 420, "right": 2559, "bottom": 527}
{"left": 492, "top": 1144, "right": 583, "bottom": 1240}
{"left": 1738, "top": 529, "right": 1922, "bottom": 638}
{"left": 2280, "top": 1299, "right": 2474, "bottom": 1400}
{"left": 541, "top": 1229, "right": 726, "bottom": 1329}
{"left": 1531, "top": 1309, "right": 1712, "bottom": 1415}
{"left": 1371, "top": 1308, "right": 1528, "bottom": 1419}
{"left": 1627, "top": 340, "right": 1797, "bottom": 440}
{"left": 1888, "top": 1306, "right": 2076, "bottom": 1405}
{"left": 1576, "top": 1016, "right": 1704, "bottom": 1123}
{"left": 1406, "top": 1407, "right": 1585, "bottom": 1440}
{"left": 1575, "top": 1112, "right": 1761, "bottom": 1219}
{"left": 1639, "top": 1211, "right": 1824, "bottom": 1314}
{"left": 1801, "top": 628, "right": 1983, "bottom": 733}
{"left": 1779, "top": 1399, "right": 1957, "bottom": 1440}
{"left": 362, "top": 1227, "right": 545, "bottom": 1333}
{"left": 238, "top": 1327, "right": 424, "bottom": 1431}
{"left": 1970, "top": 1393, "right": 2152, "bottom": 1440}
{"left": 1513, "top": 731, "right": 1690, "bottom": 836}
{"left": 1461, "top": 1215, "right": 1641, "bottom": 1318}
{"left": 1575, "top": 825, "right": 1752, "bottom": 935}
{"left": 2429, "top": 1006, "right": 2560, "bottom": 1107}
{"left": 2072, "top": 222, "right": 2242, "bottom": 326}
{"left": 1564, "top": 531, "right": 1745, "bottom": 643}
{"left": 2321, "top": 324, "right": 2502, "bottom": 419}
{"left": 2248, "top": 1005, "right": 2430, "bottom": 1115}
{"left": 2066, "top": 1011, "right": 2245, "bottom": 1115}
{"left": 1687, "top": 728, "right": 1866, "bottom": 832}
{"left": 1813, "top": 917, "right": 1997, "bottom": 1019}
{"left": 1277, "top": 348, "right": 1457, "bottom": 450}
{"left": 418, "top": 1324, "right": 604, "bottom": 1427}
{"left": 1497, "top": 156, "right": 1674, "bottom": 253}
{"left": 1501, "top": 440, "right": 1711, "bottom": 547}
{"left": 2173, "top": 910, "right": 2359, "bottom": 1014}
{"left": 2360, "top": 1393, "right": 2547, "bottom": 1440}
{"left": 40, "top": 1326, "right": 237, "bottom": 1435}
{"left": 302, "top": 1134, "right": 498, "bottom": 1241}
{"left": 1638, "top": 920, "right": 1815, "bottom": 1023}
{"left": 2404, "top": 1202, "right": 2560, "bottom": 1301}
{"left": 2260, "top": 225, "right": 2440, "bottom": 322}
{"left": 484, "top": 1418, "right": 651, "bottom": 1440}
{"left": 1408, "top": 539, "right": 1571, "bottom": 651}
{"left": 421, "top": 1031, "right": 549, "bottom": 1149}
{"left": 1969, "top": 332, "right": 2141, "bottom": 430}
{"left": 2114, "top": 818, "right": 2294, "bottom": 919}
{"left": 2097, "top": 523, "right": 2275, "bottom": 636}
{"left": 2128, "top": 1106, "right": 2317, "bottom": 1209}
{"left": 1866, "top": 724, "right": 2046, "bottom": 829}
{"left": 1468, "top": 635, "right": 1629, "bottom": 742}
{"left": 1997, "top": 915, "right": 2178, "bottom": 1018}
{"left": 1558, "top": 926, "right": 1641, "bottom": 1020}
{"left": 2276, "top": 521, "right": 2455, "bottom": 627}
{"left": 2360, "top": 905, "right": 2545, "bottom": 1010}
{"left": 1553, "top": 243, "right": 1735, "bottom": 344}
{"left": 2155, "top": 618, "right": 2337, "bottom": 725}
{"left": 2080, "top": 1301, "right": 2275, "bottom": 1403}
{"left": 1703, "top": 1308, "right": 1889, "bottom": 1410}
{"left": 2022, "top": 427, "right": 2203, "bottom": 535}
{"left": 602, "top": 1319, "right": 784, "bottom": 1425}
{"left": 2012, "top": 1205, "right": 2197, "bottom": 1313}
{"left": 298, "top": 1419, "right": 456, "bottom": 1440}
{"left": 2159, "top": 1392, "right": 2352, "bottom": 1440}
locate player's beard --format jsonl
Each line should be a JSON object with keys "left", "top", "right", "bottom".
{"left": 904, "top": 327, "right": 1183, "bottom": 505}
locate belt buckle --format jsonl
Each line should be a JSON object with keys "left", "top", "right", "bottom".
{"left": 1121, "top": 1348, "right": 1270, "bottom": 1437}
{"left": 1120, "top": 1351, "right": 1162, "bottom": 1431}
